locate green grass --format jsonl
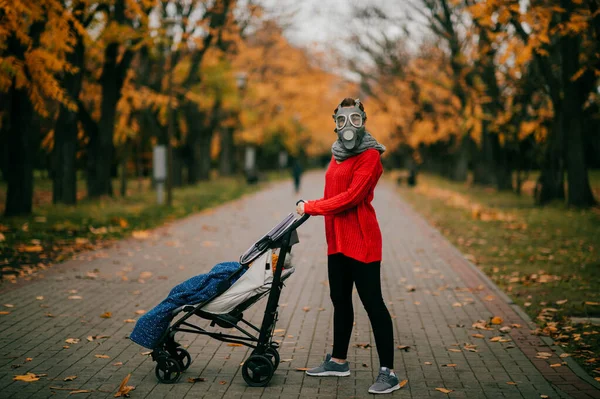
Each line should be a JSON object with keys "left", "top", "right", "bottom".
{"left": 0, "top": 173, "right": 286, "bottom": 282}
{"left": 395, "top": 171, "right": 600, "bottom": 377}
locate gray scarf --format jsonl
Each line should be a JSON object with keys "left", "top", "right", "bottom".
{"left": 331, "top": 131, "right": 386, "bottom": 162}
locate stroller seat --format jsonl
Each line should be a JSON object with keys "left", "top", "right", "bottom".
{"left": 170, "top": 249, "right": 295, "bottom": 318}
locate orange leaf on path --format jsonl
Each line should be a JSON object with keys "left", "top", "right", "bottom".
{"left": 114, "top": 373, "right": 135, "bottom": 397}
{"left": 435, "top": 388, "right": 453, "bottom": 393}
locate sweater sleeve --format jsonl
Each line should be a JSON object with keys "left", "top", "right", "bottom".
{"left": 304, "top": 151, "right": 380, "bottom": 216}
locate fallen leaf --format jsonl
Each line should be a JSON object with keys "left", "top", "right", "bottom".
{"left": 499, "top": 326, "right": 512, "bottom": 334}
{"left": 274, "top": 329, "right": 285, "bottom": 333}
{"left": 139, "top": 271, "right": 153, "bottom": 280}
{"left": 4, "top": 304, "right": 14, "bottom": 308}
{"left": 64, "top": 375, "right": 77, "bottom": 381}
{"left": 448, "top": 348, "right": 461, "bottom": 352}
{"left": 100, "top": 312, "right": 112, "bottom": 319}
{"left": 36, "top": 296, "right": 44, "bottom": 300}
{"left": 188, "top": 377, "right": 206, "bottom": 383}
{"left": 65, "top": 338, "right": 80, "bottom": 344}
{"left": 69, "top": 390, "right": 91, "bottom": 395}
{"left": 555, "top": 299, "right": 568, "bottom": 305}
{"left": 484, "top": 295, "right": 495, "bottom": 301}
{"left": 114, "top": 373, "right": 135, "bottom": 397}
{"left": 219, "top": 380, "right": 227, "bottom": 385}
{"left": 13, "top": 373, "right": 46, "bottom": 382}
{"left": 0, "top": 311, "right": 10, "bottom": 315}
{"left": 472, "top": 334, "right": 485, "bottom": 339}
{"left": 21, "top": 245, "right": 43, "bottom": 253}
{"left": 491, "top": 316, "right": 503, "bottom": 325}
{"left": 302, "top": 306, "right": 310, "bottom": 312}
{"left": 95, "top": 354, "right": 110, "bottom": 359}
{"left": 442, "top": 364, "right": 457, "bottom": 367}
{"left": 123, "top": 319, "right": 136, "bottom": 323}
{"left": 584, "top": 301, "right": 599, "bottom": 306}
{"left": 424, "top": 362, "right": 432, "bottom": 365}
{"left": 141, "top": 351, "right": 152, "bottom": 356}
{"left": 435, "top": 388, "right": 453, "bottom": 393}
{"left": 490, "top": 336, "right": 502, "bottom": 342}
{"left": 25, "top": 358, "right": 32, "bottom": 362}
{"left": 134, "top": 310, "right": 146, "bottom": 315}
{"left": 549, "top": 363, "right": 561, "bottom": 368}
{"left": 295, "top": 368, "right": 310, "bottom": 371}
{"left": 113, "top": 362, "right": 123, "bottom": 366}
{"left": 452, "top": 302, "right": 462, "bottom": 307}
{"left": 506, "top": 381, "right": 517, "bottom": 385}
{"left": 68, "top": 296, "right": 83, "bottom": 300}
{"left": 559, "top": 353, "right": 570, "bottom": 358}
{"left": 406, "top": 285, "right": 416, "bottom": 292}
{"left": 397, "top": 345, "right": 410, "bottom": 351}
{"left": 227, "top": 343, "right": 243, "bottom": 347}
{"left": 399, "top": 379, "right": 408, "bottom": 388}
{"left": 541, "top": 396, "right": 549, "bottom": 398}
{"left": 132, "top": 230, "right": 150, "bottom": 239}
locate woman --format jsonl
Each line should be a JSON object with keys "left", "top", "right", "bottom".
{"left": 296, "top": 98, "right": 400, "bottom": 394}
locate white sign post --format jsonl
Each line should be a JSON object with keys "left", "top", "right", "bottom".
{"left": 278, "top": 151, "right": 288, "bottom": 170}
{"left": 153, "top": 145, "right": 167, "bottom": 205}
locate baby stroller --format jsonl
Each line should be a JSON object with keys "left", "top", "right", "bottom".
{"left": 150, "top": 210, "right": 309, "bottom": 387}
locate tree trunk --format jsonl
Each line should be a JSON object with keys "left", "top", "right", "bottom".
{"left": 5, "top": 86, "right": 35, "bottom": 216}
{"left": 560, "top": 8, "right": 596, "bottom": 207}
{"left": 219, "top": 127, "right": 235, "bottom": 176}
{"left": 492, "top": 134, "right": 512, "bottom": 191}
{"left": 565, "top": 116, "right": 595, "bottom": 206}
{"left": 472, "top": 128, "right": 496, "bottom": 186}
{"left": 451, "top": 136, "right": 469, "bottom": 181}
{"left": 535, "top": 117, "right": 565, "bottom": 205}
{"left": 53, "top": 19, "right": 84, "bottom": 205}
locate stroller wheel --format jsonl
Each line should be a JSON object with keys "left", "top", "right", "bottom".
{"left": 241, "top": 355, "right": 274, "bottom": 387}
{"left": 155, "top": 356, "right": 182, "bottom": 384}
{"left": 174, "top": 348, "right": 192, "bottom": 371}
{"left": 265, "top": 347, "right": 280, "bottom": 370}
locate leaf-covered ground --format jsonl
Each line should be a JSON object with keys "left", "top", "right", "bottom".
{"left": 0, "top": 174, "right": 281, "bottom": 284}
{"left": 396, "top": 171, "right": 600, "bottom": 379}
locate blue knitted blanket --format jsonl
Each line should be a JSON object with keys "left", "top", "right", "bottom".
{"left": 130, "top": 261, "right": 244, "bottom": 349}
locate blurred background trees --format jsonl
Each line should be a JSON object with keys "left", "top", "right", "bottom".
{"left": 0, "top": 0, "right": 598, "bottom": 217}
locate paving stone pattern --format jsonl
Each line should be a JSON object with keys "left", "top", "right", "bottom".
{"left": 1, "top": 171, "right": 599, "bottom": 399}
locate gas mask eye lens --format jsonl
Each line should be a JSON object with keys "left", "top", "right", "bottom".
{"left": 336, "top": 115, "right": 347, "bottom": 129}
{"left": 350, "top": 113, "right": 363, "bottom": 127}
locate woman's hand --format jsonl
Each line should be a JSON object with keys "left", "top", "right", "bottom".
{"left": 296, "top": 201, "right": 305, "bottom": 216}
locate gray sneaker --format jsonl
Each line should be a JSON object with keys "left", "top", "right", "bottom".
{"left": 368, "top": 367, "right": 401, "bottom": 394}
{"left": 305, "top": 354, "right": 350, "bottom": 377}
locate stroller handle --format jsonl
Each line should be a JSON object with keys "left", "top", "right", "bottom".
{"left": 292, "top": 199, "right": 310, "bottom": 230}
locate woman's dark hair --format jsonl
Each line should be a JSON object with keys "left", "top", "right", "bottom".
{"left": 334, "top": 97, "right": 367, "bottom": 121}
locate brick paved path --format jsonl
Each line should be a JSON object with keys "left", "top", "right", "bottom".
{"left": 1, "top": 171, "right": 599, "bottom": 399}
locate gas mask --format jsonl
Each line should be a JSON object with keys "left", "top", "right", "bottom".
{"left": 333, "top": 99, "right": 366, "bottom": 150}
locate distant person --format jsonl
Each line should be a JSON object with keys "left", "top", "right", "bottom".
{"left": 296, "top": 98, "right": 400, "bottom": 394}
{"left": 292, "top": 159, "right": 303, "bottom": 194}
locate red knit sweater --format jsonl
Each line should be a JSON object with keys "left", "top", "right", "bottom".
{"left": 304, "top": 149, "right": 383, "bottom": 263}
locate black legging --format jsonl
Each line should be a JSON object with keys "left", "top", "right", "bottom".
{"left": 328, "top": 253, "right": 394, "bottom": 369}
